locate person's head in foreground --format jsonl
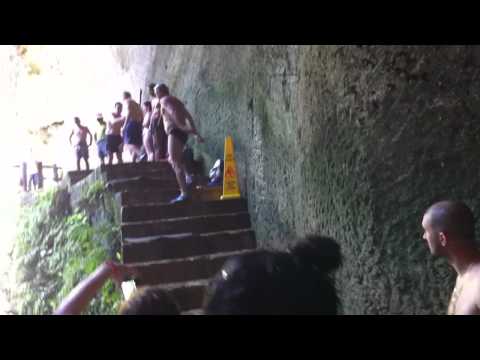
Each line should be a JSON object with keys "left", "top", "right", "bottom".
{"left": 422, "top": 200, "right": 477, "bottom": 258}
{"left": 74, "top": 117, "right": 81, "bottom": 126}
{"left": 203, "top": 236, "right": 342, "bottom": 315}
{"left": 422, "top": 200, "right": 480, "bottom": 315}
{"left": 119, "top": 285, "right": 180, "bottom": 315}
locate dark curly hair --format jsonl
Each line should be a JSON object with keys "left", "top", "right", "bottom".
{"left": 204, "top": 236, "right": 342, "bottom": 315}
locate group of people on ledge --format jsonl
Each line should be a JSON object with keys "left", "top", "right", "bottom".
{"left": 69, "top": 83, "right": 204, "bottom": 204}
{"left": 54, "top": 200, "right": 480, "bottom": 315}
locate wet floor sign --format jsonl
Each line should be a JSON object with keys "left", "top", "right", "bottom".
{"left": 221, "top": 136, "right": 241, "bottom": 200}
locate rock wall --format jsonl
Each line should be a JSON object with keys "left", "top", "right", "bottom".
{"left": 110, "top": 45, "right": 480, "bottom": 314}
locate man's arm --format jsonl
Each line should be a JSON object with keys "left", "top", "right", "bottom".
{"left": 69, "top": 131, "right": 74, "bottom": 146}
{"left": 109, "top": 117, "right": 124, "bottom": 134}
{"left": 184, "top": 110, "right": 204, "bottom": 142}
{"left": 110, "top": 117, "right": 123, "bottom": 126}
{"left": 162, "top": 100, "right": 202, "bottom": 140}
{"left": 125, "top": 101, "right": 131, "bottom": 121}
{"left": 184, "top": 110, "right": 198, "bottom": 135}
{"left": 54, "top": 261, "right": 137, "bottom": 315}
{"left": 87, "top": 129, "right": 93, "bottom": 146}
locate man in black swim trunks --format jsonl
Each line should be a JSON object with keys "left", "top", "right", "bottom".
{"left": 156, "top": 84, "right": 204, "bottom": 203}
{"left": 151, "top": 84, "right": 168, "bottom": 161}
{"left": 106, "top": 102, "right": 125, "bottom": 165}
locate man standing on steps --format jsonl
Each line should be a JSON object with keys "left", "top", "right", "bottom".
{"left": 94, "top": 113, "right": 107, "bottom": 166}
{"left": 106, "top": 102, "right": 125, "bottom": 165}
{"left": 69, "top": 117, "right": 93, "bottom": 171}
{"left": 421, "top": 200, "right": 480, "bottom": 315}
{"left": 122, "top": 91, "right": 144, "bottom": 163}
{"left": 156, "top": 84, "right": 204, "bottom": 203}
{"left": 151, "top": 84, "right": 168, "bottom": 161}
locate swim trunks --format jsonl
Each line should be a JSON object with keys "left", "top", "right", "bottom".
{"left": 170, "top": 128, "right": 189, "bottom": 146}
{"left": 75, "top": 141, "right": 89, "bottom": 160}
{"left": 106, "top": 134, "right": 123, "bottom": 153}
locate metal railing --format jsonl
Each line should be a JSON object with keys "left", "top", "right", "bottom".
{"left": 14, "top": 162, "right": 63, "bottom": 191}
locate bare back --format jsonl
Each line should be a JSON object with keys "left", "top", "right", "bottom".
{"left": 127, "top": 99, "right": 143, "bottom": 123}
{"left": 152, "top": 97, "right": 160, "bottom": 114}
{"left": 160, "top": 96, "right": 189, "bottom": 135}
{"left": 448, "top": 264, "right": 480, "bottom": 315}
{"left": 151, "top": 98, "right": 162, "bottom": 128}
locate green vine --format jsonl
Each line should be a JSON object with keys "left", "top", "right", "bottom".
{"left": 84, "top": 180, "right": 106, "bottom": 203}
{"left": 10, "top": 183, "right": 122, "bottom": 315}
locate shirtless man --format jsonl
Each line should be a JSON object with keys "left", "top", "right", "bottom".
{"left": 69, "top": 117, "right": 93, "bottom": 171}
{"left": 122, "top": 91, "right": 144, "bottom": 162}
{"left": 106, "top": 102, "right": 125, "bottom": 165}
{"left": 142, "top": 101, "right": 154, "bottom": 161}
{"left": 421, "top": 200, "right": 480, "bottom": 315}
{"left": 156, "top": 84, "right": 204, "bottom": 203}
{"left": 150, "top": 84, "right": 168, "bottom": 161}
{"left": 123, "top": 91, "right": 143, "bottom": 123}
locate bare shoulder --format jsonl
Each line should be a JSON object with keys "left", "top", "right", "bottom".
{"left": 472, "top": 262, "right": 480, "bottom": 277}
{"left": 161, "top": 95, "right": 183, "bottom": 107}
{"left": 472, "top": 263, "right": 480, "bottom": 297}
{"left": 159, "top": 96, "right": 170, "bottom": 104}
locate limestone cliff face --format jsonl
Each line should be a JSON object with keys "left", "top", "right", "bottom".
{"left": 110, "top": 45, "right": 480, "bottom": 314}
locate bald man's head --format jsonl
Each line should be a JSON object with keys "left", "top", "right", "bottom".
{"left": 424, "top": 201, "right": 475, "bottom": 243}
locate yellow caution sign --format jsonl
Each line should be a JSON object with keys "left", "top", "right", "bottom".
{"left": 221, "top": 136, "right": 241, "bottom": 200}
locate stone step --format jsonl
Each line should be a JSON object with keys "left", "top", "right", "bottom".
{"left": 121, "top": 212, "right": 251, "bottom": 238}
{"left": 119, "top": 189, "right": 181, "bottom": 206}
{"left": 103, "top": 167, "right": 175, "bottom": 182}
{"left": 123, "top": 229, "right": 256, "bottom": 263}
{"left": 100, "top": 161, "right": 172, "bottom": 174}
{"left": 105, "top": 170, "right": 175, "bottom": 182}
{"left": 66, "top": 170, "right": 93, "bottom": 186}
{"left": 182, "top": 308, "right": 204, "bottom": 315}
{"left": 131, "top": 249, "right": 252, "bottom": 286}
{"left": 122, "top": 199, "right": 248, "bottom": 222}
{"left": 106, "top": 177, "right": 179, "bottom": 193}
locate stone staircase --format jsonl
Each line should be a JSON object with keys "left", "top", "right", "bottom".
{"left": 98, "top": 161, "right": 256, "bottom": 314}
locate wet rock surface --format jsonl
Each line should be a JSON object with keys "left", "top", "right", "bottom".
{"left": 109, "top": 45, "right": 480, "bottom": 314}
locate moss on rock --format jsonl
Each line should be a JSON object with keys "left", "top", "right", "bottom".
{"left": 106, "top": 45, "right": 480, "bottom": 314}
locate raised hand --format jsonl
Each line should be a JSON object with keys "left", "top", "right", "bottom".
{"left": 105, "top": 261, "right": 139, "bottom": 285}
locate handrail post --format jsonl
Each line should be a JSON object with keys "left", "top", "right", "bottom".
{"left": 21, "top": 162, "right": 27, "bottom": 192}
{"left": 37, "top": 161, "right": 43, "bottom": 189}
{"left": 53, "top": 164, "right": 60, "bottom": 182}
